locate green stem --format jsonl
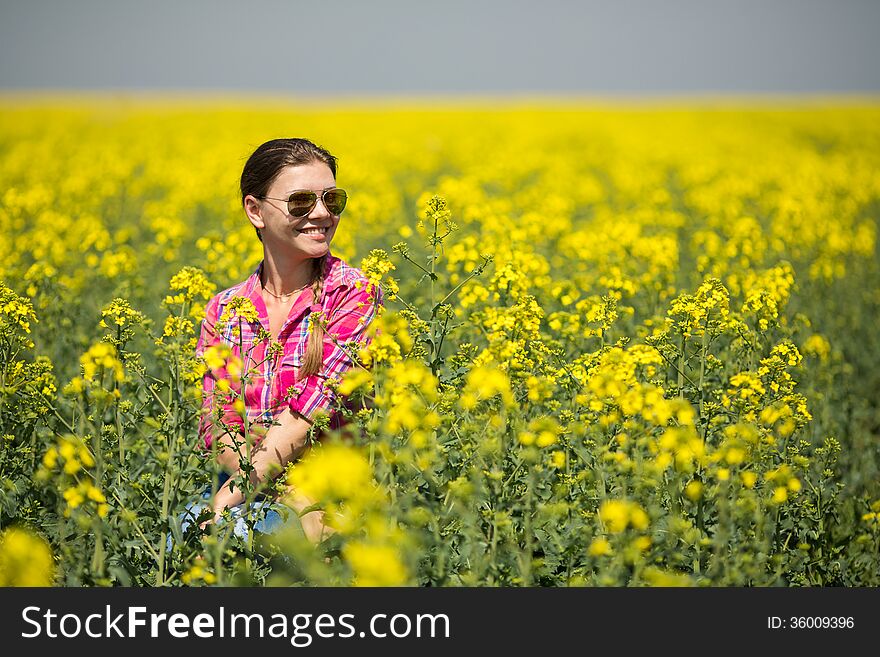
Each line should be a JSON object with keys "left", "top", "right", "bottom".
{"left": 156, "top": 462, "right": 172, "bottom": 586}
{"left": 678, "top": 334, "right": 686, "bottom": 398}
{"left": 116, "top": 325, "right": 125, "bottom": 465}
{"left": 699, "top": 328, "right": 707, "bottom": 440}
{"left": 437, "top": 256, "right": 492, "bottom": 306}
{"left": 398, "top": 251, "right": 435, "bottom": 279}
{"left": 156, "top": 347, "right": 183, "bottom": 586}
{"left": 88, "top": 381, "right": 106, "bottom": 583}
{"left": 521, "top": 468, "right": 535, "bottom": 586}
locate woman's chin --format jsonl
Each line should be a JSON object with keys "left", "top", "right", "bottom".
{"left": 266, "top": 235, "right": 331, "bottom": 259}
{"left": 298, "top": 241, "right": 331, "bottom": 260}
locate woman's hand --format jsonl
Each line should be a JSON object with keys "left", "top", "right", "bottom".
{"left": 210, "top": 478, "right": 245, "bottom": 521}
{"left": 281, "top": 484, "right": 336, "bottom": 545}
{"left": 197, "top": 478, "right": 245, "bottom": 530}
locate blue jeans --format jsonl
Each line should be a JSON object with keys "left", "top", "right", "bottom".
{"left": 177, "top": 472, "right": 300, "bottom": 542}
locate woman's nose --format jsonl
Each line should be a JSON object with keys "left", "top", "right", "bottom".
{"left": 310, "top": 196, "right": 332, "bottom": 218}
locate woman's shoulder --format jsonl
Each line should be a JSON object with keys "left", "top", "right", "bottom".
{"left": 325, "top": 253, "right": 371, "bottom": 292}
{"left": 204, "top": 269, "right": 259, "bottom": 320}
{"left": 324, "top": 253, "right": 385, "bottom": 311}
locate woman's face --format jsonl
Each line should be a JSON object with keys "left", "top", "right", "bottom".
{"left": 247, "top": 161, "right": 341, "bottom": 260}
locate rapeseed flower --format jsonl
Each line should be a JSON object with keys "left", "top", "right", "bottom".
{"left": 80, "top": 342, "right": 125, "bottom": 383}
{"left": 343, "top": 541, "right": 409, "bottom": 586}
{"left": 287, "top": 443, "right": 375, "bottom": 505}
{"left": 599, "top": 499, "right": 649, "bottom": 533}
{"left": 460, "top": 363, "right": 515, "bottom": 410}
{"left": 0, "top": 527, "right": 55, "bottom": 586}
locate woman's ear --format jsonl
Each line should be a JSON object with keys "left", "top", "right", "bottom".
{"left": 243, "top": 195, "right": 265, "bottom": 230}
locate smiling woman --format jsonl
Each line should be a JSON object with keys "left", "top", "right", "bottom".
{"left": 193, "top": 138, "right": 384, "bottom": 542}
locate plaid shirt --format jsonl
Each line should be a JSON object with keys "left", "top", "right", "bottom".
{"left": 196, "top": 252, "right": 383, "bottom": 448}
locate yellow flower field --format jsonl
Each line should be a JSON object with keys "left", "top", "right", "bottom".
{"left": 1, "top": 96, "right": 879, "bottom": 586}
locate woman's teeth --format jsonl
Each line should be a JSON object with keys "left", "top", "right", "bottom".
{"left": 299, "top": 227, "right": 327, "bottom": 234}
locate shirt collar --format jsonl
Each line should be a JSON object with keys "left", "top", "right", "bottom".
{"left": 241, "top": 252, "right": 350, "bottom": 329}
{"left": 245, "top": 252, "right": 348, "bottom": 297}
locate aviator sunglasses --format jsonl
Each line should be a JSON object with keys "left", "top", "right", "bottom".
{"left": 259, "top": 187, "right": 348, "bottom": 217}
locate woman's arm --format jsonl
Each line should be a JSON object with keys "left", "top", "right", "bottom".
{"left": 284, "top": 281, "right": 385, "bottom": 422}
{"left": 209, "top": 406, "right": 313, "bottom": 512}
{"left": 211, "top": 427, "right": 244, "bottom": 473}
{"left": 209, "top": 408, "right": 330, "bottom": 542}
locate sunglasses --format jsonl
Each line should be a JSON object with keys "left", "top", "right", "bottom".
{"left": 260, "top": 188, "right": 348, "bottom": 217}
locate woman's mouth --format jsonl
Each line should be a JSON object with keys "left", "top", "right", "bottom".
{"left": 297, "top": 226, "right": 328, "bottom": 239}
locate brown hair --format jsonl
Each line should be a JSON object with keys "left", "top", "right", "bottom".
{"left": 241, "top": 138, "right": 338, "bottom": 378}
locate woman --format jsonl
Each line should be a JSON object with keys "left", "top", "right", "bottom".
{"left": 194, "top": 138, "right": 383, "bottom": 543}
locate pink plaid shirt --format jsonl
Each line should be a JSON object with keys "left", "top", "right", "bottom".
{"left": 196, "top": 252, "right": 383, "bottom": 449}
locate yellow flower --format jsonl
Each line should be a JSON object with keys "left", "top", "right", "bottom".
{"left": 67, "top": 377, "right": 85, "bottom": 394}
{"left": 162, "top": 315, "right": 194, "bottom": 338}
{"left": 550, "top": 451, "right": 566, "bottom": 469}
{"left": 725, "top": 447, "right": 746, "bottom": 465}
{"left": 63, "top": 486, "right": 85, "bottom": 509}
{"left": 0, "top": 284, "right": 37, "bottom": 334}
{"left": 684, "top": 480, "right": 703, "bottom": 501}
{"left": 338, "top": 368, "right": 373, "bottom": 396}
{"left": 79, "top": 447, "right": 95, "bottom": 468}
{"left": 287, "top": 443, "right": 375, "bottom": 505}
{"left": 599, "top": 499, "right": 649, "bottom": 533}
{"left": 59, "top": 441, "right": 76, "bottom": 461}
{"left": 358, "top": 311, "right": 411, "bottom": 366}
{"left": 630, "top": 505, "right": 650, "bottom": 530}
{"left": 42, "top": 447, "right": 58, "bottom": 469}
{"left": 343, "top": 541, "right": 409, "bottom": 586}
{"left": 86, "top": 484, "right": 106, "bottom": 503}
{"left": 536, "top": 431, "right": 557, "bottom": 448}
{"left": 802, "top": 334, "right": 831, "bottom": 362}
{"left": 642, "top": 566, "right": 694, "bottom": 587}
{"left": 588, "top": 537, "right": 613, "bottom": 557}
{"left": 181, "top": 557, "right": 217, "bottom": 586}
{"left": 518, "top": 431, "right": 536, "bottom": 446}
{"left": 203, "top": 344, "right": 229, "bottom": 371}
{"left": 770, "top": 486, "right": 789, "bottom": 504}
{"left": 168, "top": 266, "right": 216, "bottom": 302}
{"left": 632, "top": 535, "right": 652, "bottom": 552}
{"left": 226, "top": 355, "right": 243, "bottom": 381}
{"left": 359, "top": 249, "right": 397, "bottom": 289}
{"left": 233, "top": 399, "right": 245, "bottom": 416}
{"left": 80, "top": 342, "right": 125, "bottom": 383}
{"left": 100, "top": 298, "right": 146, "bottom": 329}
{"left": 63, "top": 459, "right": 81, "bottom": 475}
{"left": 741, "top": 471, "right": 758, "bottom": 488}
{"left": 0, "top": 527, "right": 55, "bottom": 586}
{"left": 599, "top": 500, "right": 630, "bottom": 533}
{"left": 216, "top": 296, "right": 259, "bottom": 333}
{"left": 461, "top": 363, "right": 515, "bottom": 409}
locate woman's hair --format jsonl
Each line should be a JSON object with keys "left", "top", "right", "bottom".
{"left": 241, "top": 138, "right": 337, "bottom": 379}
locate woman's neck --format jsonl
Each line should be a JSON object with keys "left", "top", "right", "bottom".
{"left": 260, "top": 250, "right": 316, "bottom": 295}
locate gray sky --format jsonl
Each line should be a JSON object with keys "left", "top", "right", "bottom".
{"left": 1, "top": 0, "right": 878, "bottom": 94}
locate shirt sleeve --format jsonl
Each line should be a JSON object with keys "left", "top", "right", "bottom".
{"left": 286, "top": 281, "right": 384, "bottom": 422}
